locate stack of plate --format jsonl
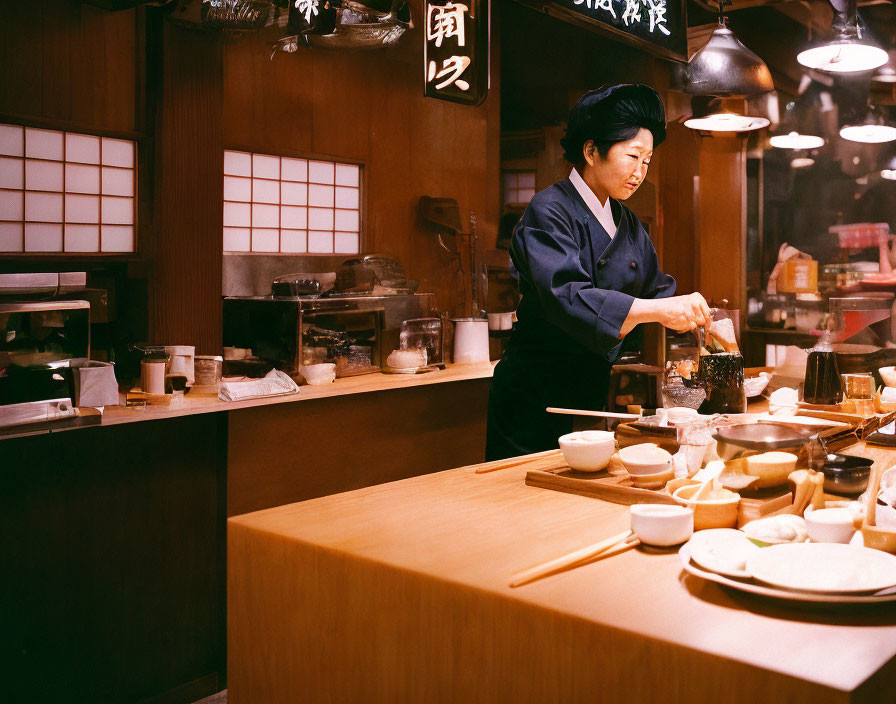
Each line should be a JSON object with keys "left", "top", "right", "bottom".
{"left": 680, "top": 529, "right": 896, "bottom": 604}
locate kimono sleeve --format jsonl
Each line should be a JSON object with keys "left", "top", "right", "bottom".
{"left": 512, "top": 202, "right": 634, "bottom": 358}
{"left": 637, "top": 228, "right": 677, "bottom": 300}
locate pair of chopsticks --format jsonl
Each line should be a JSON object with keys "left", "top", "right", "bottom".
{"left": 509, "top": 530, "right": 640, "bottom": 588}
{"left": 471, "top": 448, "right": 563, "bottom": 474}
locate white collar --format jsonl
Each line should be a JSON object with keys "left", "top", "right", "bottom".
{"left": 569, "top": 168, "right": 616, "bottom": 237}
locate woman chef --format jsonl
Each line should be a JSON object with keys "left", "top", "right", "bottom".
{"left": 486, "top": 84, "right": 712, "bottom": 460}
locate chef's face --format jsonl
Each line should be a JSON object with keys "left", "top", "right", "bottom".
{"left": 583, "top": 128, "right": 654, "bottom": 201}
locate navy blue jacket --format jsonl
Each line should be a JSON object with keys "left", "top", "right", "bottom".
{"left": 486, "top": 178, "right": 676, "bottom": 460}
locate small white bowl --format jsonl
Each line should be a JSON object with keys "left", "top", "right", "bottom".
{"left": 666, "top": 407, "right": 699, "bottom": 425}
{"left": 630, "top": 504, "right": 694, "bottom": 547}
{"left": 804, "top": 506, "right": 857, "bottom": 544}
{"left": 880, "top": 366, "right": 896, "bottom": 388}
{"left": 558, "top": 430, "right": 616, "bottom": 472}
{"left": 618, "top": 443, "right": 673, "bottom": 476}
{"left": 301, "top": 363, "right": 336, "bottom": 386}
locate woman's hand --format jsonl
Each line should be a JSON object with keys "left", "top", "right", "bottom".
{"left": 620, "top": 293, "right": 713, "bottom": 336}
{"left": 652, "top": 293, "right": 714, "bottom": 332}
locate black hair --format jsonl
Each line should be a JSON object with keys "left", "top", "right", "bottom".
{"left": 560, "top": 84, "right": 667, "bottom": 164}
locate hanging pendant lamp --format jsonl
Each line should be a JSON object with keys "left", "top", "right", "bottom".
{"left": 684, "top": 2, "right": 774, "bottom": 98}
{"left": 683, "top": 96, "right": 770, "bottom": 133}
{"left": 769, "top": 76, "right": 829, "bottom": 149}
{"left": 797, "top": 0, "right": 887, "bottom": 73}
{"left": 683, "top": 2, "right": 773, "bottom": 132}
{"left": 840, "top": 104, "right": 896, "bottom": 144}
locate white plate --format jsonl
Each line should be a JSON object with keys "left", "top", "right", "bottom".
{"left": 685, "top": 529, "right": 760, "bottom": 579}
{"left": 679, "top": 546, "right": 896, "bottom": 605}
{"left": 746, "top": 543, "right": 896, "bottom": 594}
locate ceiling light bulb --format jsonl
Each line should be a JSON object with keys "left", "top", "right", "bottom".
{"left": 684, "top": 113, "right": 770, "bottom": 132}
{"left": 882, "top": 169, "right": 896, "bottom": 180}
{"left": 797, "top": 43, "right": 888, "bottom": 73}
{"left": 791, "top": 157, "right": 816, "bottom": 168}
{"left": 769, "top": 132, "right": 825, "bottom": 149}
{"left": 840, "top": 124, "right": 896, "bottom": 143}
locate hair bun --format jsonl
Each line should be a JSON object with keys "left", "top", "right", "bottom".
{"left": 562, "top": 84, "right": 666, "bottom": 164}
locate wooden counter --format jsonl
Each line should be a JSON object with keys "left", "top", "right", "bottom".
{"left": 4, "top": 364, "right": 494, "bottom": 703}
{"left": 1, "top": 362, "right": 495, "bottom": 439}
{"left": 228, "top": 444, "right": 896, "bottom": 704}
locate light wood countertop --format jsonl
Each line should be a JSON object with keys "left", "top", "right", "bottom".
{"left": 228, "top": 441, "right": 896, "bottom": 703}
{"left": 4, "top": 362, "right": 495, "bottom": 438}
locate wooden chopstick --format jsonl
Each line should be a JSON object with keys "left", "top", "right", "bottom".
{"left": 472, "top": 449, "right": 563, "bottom": 474}
{"left": 509, "top": 530, "right": 640, "bottom": 588}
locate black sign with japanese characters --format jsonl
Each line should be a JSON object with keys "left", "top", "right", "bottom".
{"left": 424, "top": 0, "right": 490, "bottom": 106}
{"left": 537, "top": 0, "right": 687, "bottom": 62}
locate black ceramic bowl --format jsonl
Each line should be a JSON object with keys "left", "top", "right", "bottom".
{"left": 819, "top": 454, "right": 873, "bottom": 496}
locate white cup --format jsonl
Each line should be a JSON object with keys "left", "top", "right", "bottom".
{"left": 301, "top": 363, "right": 336, "bottom": 386}
{"left": 452, "top": 319, "right": 490, "bottom": 363}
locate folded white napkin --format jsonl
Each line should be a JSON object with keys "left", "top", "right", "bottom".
{"left": 218, "top": 368, "right": 299, "bottom": 402}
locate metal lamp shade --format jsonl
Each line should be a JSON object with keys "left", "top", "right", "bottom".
{"left": 685, "top": 25, "right": 774, "bottom": 98}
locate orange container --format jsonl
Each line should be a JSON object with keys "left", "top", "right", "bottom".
{"left": 777, "top": 259, "right": 818, "bottom": 293}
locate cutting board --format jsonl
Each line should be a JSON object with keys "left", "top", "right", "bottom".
{"left": 525, "top": 467, "right": 793, "bottom": 527}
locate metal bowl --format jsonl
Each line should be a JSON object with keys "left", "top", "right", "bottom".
{"left": 713, "top": 422, "right": 818, "bottom": 461}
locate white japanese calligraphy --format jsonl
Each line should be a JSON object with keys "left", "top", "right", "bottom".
{"left": 427, "top": 56, "right": 472, "bottom": 91}
{"left": 427, "top": 3, "right": 469, "bottom": 48}
{"left": 573, "top": 0, "right": 616, "bottom": 17}
{"left": 570, "top": 0, "right": 671, "bottom": 36}
{"left": 646, "top": 0, "right": 671, "bottom": 35}
{"left": 294, "top": 0, "right": 319, "bottom": 24}
{"left": 621, "top": 0, "right": 641, "bottom": 26}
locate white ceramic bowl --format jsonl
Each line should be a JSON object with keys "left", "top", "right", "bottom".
{"left": 301, "top": 363, "right": 336, "bottom": 386}
{"left": 666, "top": 407, "right": 699, "bottom": 425}
{"left": 630, "top": 504, "right": 694, "bottom": 547}
{"left": 630, "top": 467, "right": 675, "bottom": 489}
{"left": 558, "top": 431, "right": 616, "bottom": 472}
{"left": 804, "top": 506, "right": 857, "bottom": 544}
{"left": 618, "top": 443, "right": 673, "bottom": 476}
{"left": 880, "top": 366, "right": 896, "bottom": 388}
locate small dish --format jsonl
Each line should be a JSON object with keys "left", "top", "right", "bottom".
{"left": 558, "top": 430, "right": 616, "bottom": 472}
{"left": 685, "top": 528, "right": 759, "bottom": 578}
{"left": 747, "top": 542, "right": 896, "bottom": 593}
{"left": 804, "top": 506, "right": 858, "bottom": 544}
{"left": 672, "top": 483, "right": 740, "bottom": 530}
{"left": 629, "top": 467, "right": 675, "bottom": 489}
{"left": 618, "top": 443, "right": 673, "bottom": 476}
{"left": 744, "top": 451, "right": 798, "bottom": 488}
{"left": 630, "top": 504, "right": 693, "bottom": 546}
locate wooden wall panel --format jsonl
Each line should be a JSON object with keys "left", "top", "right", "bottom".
{"left": 221, "top": 12, "right": 500, "bottom": 316}
{"left": 0, "top": 1, "right": 136, "bottom": 133}
{"left": 698, "top": 135, "right": 747, "bottom": 312}
{"left": 151, "top": 21, "right": 223, "bottom": 353}
{"left": 657, "top": 123, "right": 700, "bottom": 295}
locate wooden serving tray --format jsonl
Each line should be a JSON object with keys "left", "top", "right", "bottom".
{"left": 525, "top": 467, "right": 793, "bottom": 527}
